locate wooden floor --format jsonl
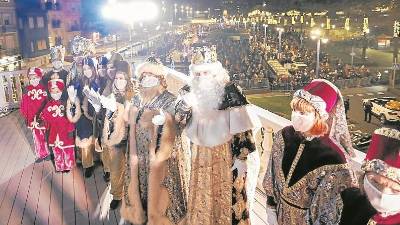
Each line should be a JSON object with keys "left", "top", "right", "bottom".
{"left": 0, "top": 112, "right": 268, "bottom": 225}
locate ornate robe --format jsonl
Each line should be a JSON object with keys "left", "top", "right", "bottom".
{"left": 20, "top": 84, "right": 49, "bottom": 159}
{"left": 121, "top": 91, "right": 190, "bottom": 225}
{"left": 41, "top": 99, "right": 75, "bottom": 172}
{"left": 180, "top": 82, "right": 259, "bottom": 225}
{"left": 263, "top": 126, "right": 355, "bottom": 225}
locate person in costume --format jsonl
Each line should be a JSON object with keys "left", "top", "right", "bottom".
{"left": 42, "top": 45, "right": 70, "bottom": 99}
{"left": 20, "top": 67, "right": 50, "bottom": 161}
{"left": 100, "top": 60, "right": 132, "bottom": 210}
{"left": 120, "top": 57, "right": 190, "bottom": 225}
{"left": 66, "top": 57, "right": 99, "bottom": 178}
{"left": 177, "top": 46, "right": 260, "bottom": 225}
{"left": 263, "top": 79, "right": 356, "bottom": 225}
{"left": 340, "top": 126, "right": 400, "bottom": 225}
{"left": 41, "top": 79, "right": 75, "bottom": 172}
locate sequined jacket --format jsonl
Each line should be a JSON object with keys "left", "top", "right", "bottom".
{"left": 263, "top": 126, "right": 355, "bottom": 225}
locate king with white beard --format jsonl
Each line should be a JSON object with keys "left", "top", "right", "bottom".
{"left": 177, "top": 46, "right": 261, "bottom": 225}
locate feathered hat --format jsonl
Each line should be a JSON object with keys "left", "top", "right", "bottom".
{"left": 294, "top": 79, "right": 355, "bottom": 156}
{"left": 50, "top": 45, "right": 65, "bottom": 62}
{"left": 362, "top": 127, "right": 400, "bottom": 183}
{"left": 189, "top": 45, "right": 223, "bottom": 73}
{"left": 69, "top": 36, "right": 96, "bottom": 57}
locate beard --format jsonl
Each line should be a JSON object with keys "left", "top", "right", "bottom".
{"left": 189, "top": 74, "right": 226, "bottom": 112}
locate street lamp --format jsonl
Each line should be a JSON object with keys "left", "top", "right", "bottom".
{"left": 277, "top": 27, "right": 284, "bottom": 53}
{"left": 263, "top": 24, "right": 268, "bottom": 44}
{"left": 311, "top": 29, "right": 328, "bottom": 78}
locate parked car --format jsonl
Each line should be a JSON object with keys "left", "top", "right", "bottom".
{"left": 362, "top": 97, "right": 400, "bottom": 124}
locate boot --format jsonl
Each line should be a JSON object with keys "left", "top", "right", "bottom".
{"left": 110, "top": 199, "right": 121, "bottom": 210}
{"left": 84, "top": 166, "right": 94, "bottom": 178}
{"left": 103, "top": 172, "right": 110, "bottom": 182}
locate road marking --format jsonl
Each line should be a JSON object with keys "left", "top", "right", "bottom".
{"left": 377, "top": 92, "right": 385, "bottom": 95}
{"left": 366, "top": 93, "right": 374, "bottom": 96}
{"left": 356, "top": 94, "right": 364, "bottom": 96}
{"left": 347, "top": 95, "right": 354, "bottom": 97}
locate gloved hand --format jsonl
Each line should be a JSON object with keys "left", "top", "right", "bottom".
{"left": 67, "top": 86, "right": 77, "bottom": 103}
{"left": 231, "top": 159, "right": 247, "bottom": 178}
{"left": 152, "top": 109, "right": 166, "bottom": 126}
{"left": 100, "top": 94, "right": 117, "bottom": 112}
{"left": 266, "top": 207, "right": 278, "bottom": 225}
{"left": 84, "top": 85, "right": 102, "bottom": 112}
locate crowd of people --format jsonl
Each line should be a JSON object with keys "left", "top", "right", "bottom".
{"left": 18, "top": 32, "right": 400, "bottom": 225}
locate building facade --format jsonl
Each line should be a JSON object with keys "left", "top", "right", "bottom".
{"left": 42, "top": 0, "right": 81, "bottom": 47}
{"left": 16, "top": 0, "right": 50, "bottom": 66}
{"left": 0, "top": 0, "right": 19, "bottom": 57}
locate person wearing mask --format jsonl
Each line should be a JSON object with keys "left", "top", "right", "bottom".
{"left": 41, "top": 79, "right": 75, "bottom": 172}
{"left": 263, "top": 79, "right": 356, "bottom": 225}
{"left": 340, "top": 126, "right": 400, "bottom": 225}
{"left": 20, "top": 67, "right": 49, "bottom": 161}
{"left": 120, "top": 57, "right": 190, "bottom": 225}
{"left": 66, "top": 57, "right": 99, "bottom": 178}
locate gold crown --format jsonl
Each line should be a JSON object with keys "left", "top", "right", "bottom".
{"left": 191, "top": 45, "right": 218, "bottom": 65}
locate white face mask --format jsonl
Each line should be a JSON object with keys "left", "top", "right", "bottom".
{"left": 29, "top": 77, "right": 40, "bottom": 87}
{"left": 291, "top": 110, "right": 316, "bottom": 132}
{"left": 140, "top": 76, "right": 160, "bottom": 88}
{"left": 114, "top": 79, "right": 127, "bottom": 90}
{"left": 364, "top": 176, "right": 400, "bottom": 215}
{"left": 83, "top": 69, "right": 93, "bottom": 78}
{"left": 98, "top": 68, "right": 107, "bottom": 77}
{"left": 52, "top": 60, "right": 63, "bottom": 70}
{"left": 51, "top": 92, "right": 62, "bottom": 100}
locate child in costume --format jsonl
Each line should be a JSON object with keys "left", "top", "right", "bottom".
{"left": 20, "top": 67, "right": 50, "bottom": 161}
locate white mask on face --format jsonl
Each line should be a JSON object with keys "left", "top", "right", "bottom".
{"left": 364, "top": 176, "right": 400, "bottom": 215}
{"left": 291, "top": 110, "right": 316, "bottom": 132}
{"left": 83, "top": 69, "right": 93, "bottom": 78}
{"left": 51, "top": 92, "right": 62, "bottom": 100}
{"left": 98, "top": 69, "right": 107, "bottom": 77}
{"left": 140, "top": 76, "right": 160, "bottom": 88}
{"left": 52, "top": 60, "right": 63, "bottom": 70}
{"left": 114, "top": 79, "right": 127, "bottom": 90}
{"left": 29, "top": 77, "right": 40, "bottom": 87}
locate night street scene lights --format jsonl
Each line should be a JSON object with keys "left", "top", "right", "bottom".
{"left": 276, "top": 27, "right": 284, "bottom": 53}
{"left": 311, "top": 29, "right": 328, "bottom": 78}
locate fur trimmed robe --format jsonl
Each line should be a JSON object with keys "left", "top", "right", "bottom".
{"left": 121, "top": 91, "right": 189, "bottom": 225}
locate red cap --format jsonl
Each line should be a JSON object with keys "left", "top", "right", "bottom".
{"left": 303, "top": 79, "right": 339, "bottom": 114}
{"left": 47, "top": 79, "right": 65, "bottom": 91}
{"left": 28, "top": 67, "right": 44, "bottom": 78}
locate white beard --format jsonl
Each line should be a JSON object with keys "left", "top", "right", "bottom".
{"left": 188, "top": 75, "right": 226, "bottom": 112}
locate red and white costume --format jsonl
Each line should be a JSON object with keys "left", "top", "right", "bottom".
{"left": 20, "top": 67, "right": 50, "bottom": 159}
{"left": 41, "top": 79, "right": 76, "bottom": 172}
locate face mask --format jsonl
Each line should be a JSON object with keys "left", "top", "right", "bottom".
{"left": 98, "top": 69, "right": 107, "bottom": 77}
{"left": 291, "top": 110, "right": 315, "bottom": 132}
{"left": 140, "top": 76, "right": 160, "bottom": 88}
{"left": 52, "top": 60, "right": 63, "bottom": 70}
{"left": 29, "top": 77, "right": 40, "bottom": 87}
{"left": 83, "top": 69, "right": 93, "bottom": 78}
{"left": 114, "top": 79, "right": 127, "bottom": 90}
{"left": 364, "top": 176, "right": 400, "bottom": 214}
{"left": 51, "top": 92, "right": 62, "bottom": 100}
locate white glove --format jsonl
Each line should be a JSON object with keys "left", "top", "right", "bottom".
{"left": 84, "top": 86, "right": 102, "bottom": 112}
{"left": 67, "top": 86, "right": 77, "bottom": 103}
{"left": 231, "top": 159, "right": 247, "bottom": 178}
{"left": 100, "top": 94, "right": 117, "bottom": 112}
{"left": 266, "top": 207, "right": 278, "bottom": 225}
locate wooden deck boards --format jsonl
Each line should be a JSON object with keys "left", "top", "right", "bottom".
{"left": 0, "top": 112, "right": 268, "bottom": 225}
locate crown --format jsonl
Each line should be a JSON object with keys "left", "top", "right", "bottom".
{"left": 191, "top": 45, "right": 218, "bottom": 65}
{"left": 50, "top": 45, "right": 65, "bottom": 62}
{"left": 70, "top": 36, "right": 95, "bottom": 57}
